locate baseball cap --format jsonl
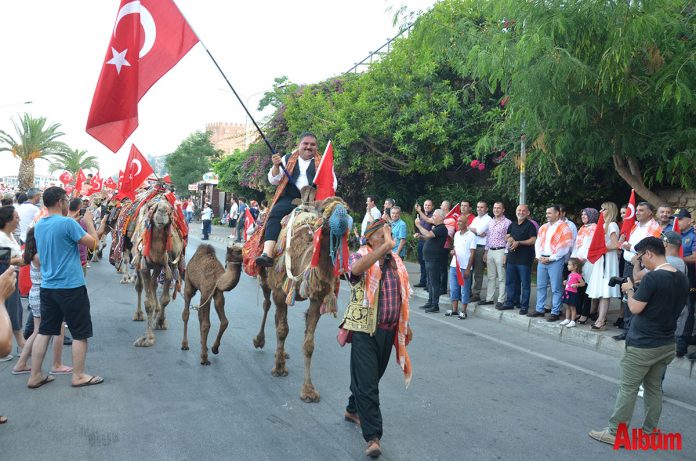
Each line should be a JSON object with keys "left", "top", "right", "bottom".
{"left": 674, "top": 209, "right": 692, "bottom": 219}
{"left": 662, "top": 231, "right": 682, "bottom": 247}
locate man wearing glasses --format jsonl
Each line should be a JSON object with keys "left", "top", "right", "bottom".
{"left": 589, "top": 236, "right": 688, "bottom": 446}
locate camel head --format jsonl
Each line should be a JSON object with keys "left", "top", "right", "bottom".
{"left": 216, "top": 243, "right": 244, "bottom": 292}
{"left": 151, "top": 200, "right": 173, "bottom": 228}
{"left": 225, "top": 243, "right": 244, "bottom": 265}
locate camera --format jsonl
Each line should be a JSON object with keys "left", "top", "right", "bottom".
{"left": 608, "top": 276, "right": 629, "bottom": 287}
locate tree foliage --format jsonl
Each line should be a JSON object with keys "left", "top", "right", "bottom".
{"left": 46, "top": 148, "right": 99, "bottom": 176}
{"left": 165, "top": 131, "right": 222, "bottom": 197}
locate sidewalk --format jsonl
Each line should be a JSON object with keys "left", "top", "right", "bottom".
{"left": 202, "top": 224, "right": 695, "bottom": 379}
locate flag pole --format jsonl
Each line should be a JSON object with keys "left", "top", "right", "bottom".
{"left": 173, "top": 1, "right": 293, "bottom": 183}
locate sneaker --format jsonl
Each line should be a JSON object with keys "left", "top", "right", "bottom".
{"left": 566, "top": 321, "right": 576, "bottom": 328}
{"left": 458, "top": 311, "right": 468, "bottom": 320}
{"left": 518, "top": 309, "right": 528, "bottom": 316}
{"left": 479, "top": 300, "right": 494, "bottom": 305}
{"left": 418, "top": 304, "right": 432, "bottom": 310}
{"left": 589, "top": 428, "right": 616, "bottom": 445}
{"left": 559, "top": 319, "right": 570, "bottom": 326}
{"left": 425, "top": 306, "right": 440, "bottom": 313}
{"left": 365, "top": 438, "right": 382, "bottom": 458}
{"left": 444, "top": 310, "right": 459, "bottom": 317}
{"left": 496, "top": 303, "right": 514, "bottom": 310}
{"left": 0, "top": 354, "right": 13, "bottom": 362}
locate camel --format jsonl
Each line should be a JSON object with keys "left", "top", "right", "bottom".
{"left": 110, "top": 199, "right": 138, "bottom": 284}
{"left": 253, "top": 193, "right": 350, "bottom": 403}
{"left": 129, "top": 194, "right": 187, "bottom": 347}
{"left": 181, "top": 243, "right": 243, "bottom": 365}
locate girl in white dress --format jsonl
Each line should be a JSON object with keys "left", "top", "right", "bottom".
{"left": 587, "top": 202, "right": 621, "bottom": 330}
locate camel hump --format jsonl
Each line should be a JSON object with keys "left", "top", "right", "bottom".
{"left": 194, "top": 244, "right": 217, "bottom": 258}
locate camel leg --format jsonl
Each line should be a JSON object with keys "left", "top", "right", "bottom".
{"left": 156, "top": 268, "right": 172, "bottom": 330}
{"left": 133, "top": 270, "right": 144, "bottom": 321}
{"left": 198, "top": 296, "right": 212, "bottom": 365}
{"left": 271, "top": 290, "right": 289, "bottom": 377}
{"left": 134, "top": 267, "right": 158, "bottom": 347}
{"left": 181, "top": 277, "right": 195, "bottom": 351}
{"left": 211, "top": 291, "right": 227, "bottom": 355}
{"left": 253, "top": 284, "right": 272, "bottom": 349}
{"left": 300, "top": 299, "right": 322, "bottom": 403}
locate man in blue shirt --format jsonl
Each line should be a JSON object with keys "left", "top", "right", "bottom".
{"left": 390, "top": 206, "right": 407, "bottom": 258}
{"left": 27, "top": 186, "right": 102, "bottom": 389}
{"left": 673, "top": 209, "right": 696, "bottom": 358}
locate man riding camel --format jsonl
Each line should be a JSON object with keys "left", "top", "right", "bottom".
{"left": 255, "top": 132, "right": 336, "bottom": 268}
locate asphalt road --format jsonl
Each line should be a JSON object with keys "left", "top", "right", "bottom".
{"left": 1, "top": 234, "right": 694, "bottom": 460}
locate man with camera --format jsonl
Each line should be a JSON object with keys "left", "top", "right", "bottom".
{"left": 589, "top": 237, "right": 688, "bottom": 445}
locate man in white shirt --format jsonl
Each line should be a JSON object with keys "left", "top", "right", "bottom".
{"left": 256, "top": 133, "right": 336, "bottom": 267}
{"left": 468, "top": 201, "right": 492, "bottom": 302}
{"left": 361, "top": 196, "right": 382, "bottom": 237}
{"left": 17, "top": 188, "right": 41, "bottom": 243}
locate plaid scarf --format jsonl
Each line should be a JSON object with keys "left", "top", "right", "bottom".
{"left": 357, "top": 246, "right": 413, "bottom": 387}
{"left": 536, "top": 221, "right": 573, "bottom": 255}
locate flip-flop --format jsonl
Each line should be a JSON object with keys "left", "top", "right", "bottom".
{"left": 0, "top": 416, "right": 7, "bottom": 424}
{"left": 27, "top": 375, "right": 55, "bottom": 389}
{"left": 11, "top": 369, "right": 31, "bottom": 375}
{"left": 50, "top": 366, "right": 73, "bottom": 375}
{"left": 72, "top": 375, "right": 104, "bottom": 387}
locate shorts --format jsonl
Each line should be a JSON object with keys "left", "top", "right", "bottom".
{"left": 39, "top": 286, "right": 93, "bottom": 340}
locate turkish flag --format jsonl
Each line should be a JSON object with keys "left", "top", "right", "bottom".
{"left": 119, "top": 145, "right": 154, "bottom": 200}
{"left": 163, "top": 174, "right": 172, "bottom": 184}
{"left": 86, "top": 0, "right": 199, "bottom": 152}
{"left": 75, "top": 168, "right": 86, "bottom": 187}
{"left": 587, "top": 212, "right": 607, "bottom": 264}
{"left": 444, "top": 203, "right": 461, "bottom": 248}
{"left": 672, "top": 214, "right": 684, "bottom": 258}
{"left": 59, "top": 170, "right": 73, "bottom": 185}
{"left": 314, "top": 141, "right": 337, "bottom": 200}
{"left": 88, "top": 172, "right": 103, "bottom": 196}
{"left": 65, "top": 184, "right": 75, "bottom": 195}
{"left": 244, "top": 207, "right": 256, "bottom": 241}
{"left": 620, "top": 190, "right": 636, "bottom": 238}
{"left": 104, "top": 176, "right": 117, "bottom": 190}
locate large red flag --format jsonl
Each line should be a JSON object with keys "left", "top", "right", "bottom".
{"left": 59, "top": 170, "right": 73, "bottom": 185}
{"left": 587, "top": 212, "right": 607, "bottom": 264}
{"left": 120, "top": 144, "right": 154, "bottom": 200}
{"left": 86, "top": 0, "right": 199, "bottom": 152}
{"left": 620, "top": 190, "right": 636, "bottom": 238}
{"left": 672, "top": 214, "right": 684, "bottom": 258}
{"left": 104, "top": 176, "right": 117, "bottom": 190}
{"left": 75, "top": 169, "right": 87, "bottom": 195}
{"left": 314, "top": 140, "right": 336, "bottom": 200}
{"left": 243, "top": 207, "right": 256, "bottom": 241}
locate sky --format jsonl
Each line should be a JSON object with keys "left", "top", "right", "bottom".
{"left": 0, "top": 0, "right": 436, "bottom": 180}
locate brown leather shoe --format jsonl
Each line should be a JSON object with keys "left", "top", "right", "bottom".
{"left": 344, "top": 410, "right": 360, "bottom": 426}
{"left": 365, "top": 438, "right": 381, "bottom": 458}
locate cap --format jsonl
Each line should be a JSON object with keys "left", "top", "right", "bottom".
{"left": 662, "top": 230, "right": 682, "bottom": 247}
{"left": 364, "top": 219, "right": 388, "bottom": 239}
{"left": 674, "top": 209, "right": 692, "bottom": 219}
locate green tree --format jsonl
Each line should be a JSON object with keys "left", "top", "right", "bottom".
{"left": 449, "top": 0, "right": 696, "bottom": 205}
{"left": 165, "top": 131, "right": 223, "bottom": 197}
{"left": 46, "top": 148, "right": 99, "bottom": 176}
{"left": 0, "top": 113, "right": 67, "bottom": 190}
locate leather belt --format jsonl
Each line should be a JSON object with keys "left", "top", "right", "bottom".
{"left": 489, "top": 247, "right": 505, "bottom": 250}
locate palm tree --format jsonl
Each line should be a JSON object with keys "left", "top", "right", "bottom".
{"left": 47, "top": 148, "right": 100, "bottom": 176}
{"left": 0, "top": 113, "right": 67, "bottom": 191}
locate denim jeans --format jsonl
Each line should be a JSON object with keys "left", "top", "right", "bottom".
{"left": 505, "top": 263, "right": 532, "bottom": 309}
{"left": 449, "top": 266, "right": 472, "bottom": 304}
{"left": 425, "top": 260, "right": 444, "bottom": 307}
{"left": 535, "top": 258, "right": 564, "bottom": 315}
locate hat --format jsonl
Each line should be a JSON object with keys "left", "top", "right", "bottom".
{"left": 662, "top": 231, "right": 682, "bottom": 247}
{"left": 364, "top": 219, "right": 388, "bottom": 239}
{"left": 674, "top": 209, "right": 692, "bottom": 219}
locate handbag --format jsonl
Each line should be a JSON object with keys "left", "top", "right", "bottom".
{"left": 339, "top": 278, "right": 379, "bottom": 336}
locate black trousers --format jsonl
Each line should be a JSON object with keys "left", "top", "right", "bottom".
{"left": 417, "top": 240, "right": 427, "bottom": 285}
{"left": 676, "top": 265, "right": 696, "bottom": 353}
{"left": 263, "top": 196, "right": 295, "bottom": 242}
{"left": 346, "top": 328, "right": 396, "bottom": 442}
{"left": 621, "top": 261, "right": 634, "bottom": 334}
{"left": 425, "top": 259, "right": 445, "bottom": 307}
{"left": 440, "top": 259, "right": 449, "bottom": 294}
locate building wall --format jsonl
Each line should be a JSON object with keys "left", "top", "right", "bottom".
{"left": 0, "top": 175, "right": 57, "bottom": 189}
{"left": 206, "top": 122, "right": 246, "bottom": 156}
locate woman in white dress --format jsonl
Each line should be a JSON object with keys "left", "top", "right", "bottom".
{"left": 587, "top": 202, "right": 621, "bottom": 330}
{"left": 571, "top": 208, "right": 599, "bottom": 323}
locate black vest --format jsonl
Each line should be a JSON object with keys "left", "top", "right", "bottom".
{"left": 281, "top": 153, "right": 316, "bottom": 199}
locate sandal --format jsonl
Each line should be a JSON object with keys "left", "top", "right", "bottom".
{"left": 458, "top": 311, "right": 468, "bottom": 320}
{"left": 591, "top": 321, "right": 606, "bottom": 331}
{"left": 0, "top": 415, "right": 7, "bottom": 424}
{"left": 577, "top": 316, "right": 588, "bottom": 325}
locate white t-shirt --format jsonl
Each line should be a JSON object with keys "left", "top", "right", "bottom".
{"left": 0, "top": 230, "right": 22, "bottom": 270}
{"left": 17, "top": 202, "right": 40, "bottom": 242}
{"left": 201, "top": 208, "right": 213, "bottom": 220}
{"left": 450, "top": 230, "right": 476, "bottom": 268}
{"left": 469, "top": 213, "right": 492, "bottom": 246}
{"left": 229, "top": 202, "right": 239, "bottom": 219}
{"left": 361, "top": 207, "right": 382, "bottom": 236}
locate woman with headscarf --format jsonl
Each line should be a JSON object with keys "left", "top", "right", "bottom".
{"left": 571, "top": 208, "right": 599, "bottom": 323}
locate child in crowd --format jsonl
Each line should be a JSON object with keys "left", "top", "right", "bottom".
{"left": 560, "top": 258, "right": 585, "bottom": 328}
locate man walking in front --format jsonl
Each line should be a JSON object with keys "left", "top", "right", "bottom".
{"left": 589, "top": 237, "right": 688, "bottom": 445}
{"left": 27, "top": 186, "right": 103, "bottom": 389}
{"left": 529, "top": 205, "right": 573, "bottom": 321}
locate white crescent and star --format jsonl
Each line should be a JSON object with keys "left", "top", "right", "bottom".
{"left": 131, "top": 159, "right": 143, "bottom": 177}
{"left": 107, "top": 1, "right": 157, "bottom": 74}
{"left": 625, "top": 203, "right": 636, "bottom": 220}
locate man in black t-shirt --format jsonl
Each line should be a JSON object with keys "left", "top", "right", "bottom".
{"left": 589, "top": 237, "right": 688, "bottom": 446}
{"left": 501, "top": 205, "right": 537, "bottom": 314}
{"left": 415, "top": 209, "right": 448, "bottom": 313}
